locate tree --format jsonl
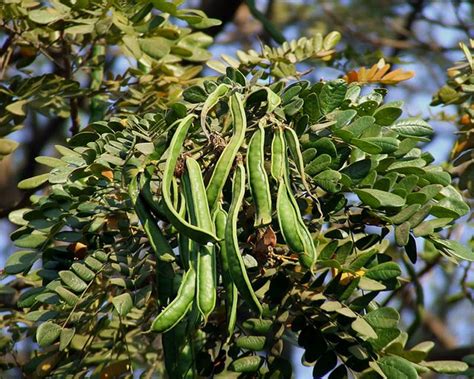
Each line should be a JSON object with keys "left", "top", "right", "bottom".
{"left": 1, "top": 1, "right": 473, "bottom": 378}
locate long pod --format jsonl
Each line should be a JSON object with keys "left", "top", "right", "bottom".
{"left": 247, "top": 120, "right": 272, "bottom": 227}
{"left": 207, "top": 93, "right": 247, "bottom": 210}
{"left": 151, "top": 268, "right": 196, "bottom": 332}
{"left": 162, "top": 115, "right": 218, "bottom": 244}
{"left": 200, "top": 83, "right": 230, "bottom": 137}
{"left": 285, "top": 126, "right": 323, "bottom": 218}
{"left": 183, "top": 158, "right": 216, "bottom": 320}
{"left": 271, "top": 127, "right": 286, "bottom": 181}
{"left": 129, "top": 175, "right": 175, "bottom": 304}
{"left": 214, "top": 205, "right": 238, "bottom": 338}
{"left": 225, "top": 161, "right": 262, "bottom": 315}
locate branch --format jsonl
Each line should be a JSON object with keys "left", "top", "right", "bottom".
{"left": 388, "top": 0, "right": 426, "bottom": 58}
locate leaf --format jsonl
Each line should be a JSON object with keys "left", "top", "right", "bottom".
{"left": 13, "top": 233, "right": 47, "bottom": 248}
{"left": 431, "top": 238, "right": 474, "bottom": 262}
{"left": 5, "top": 250, "right": 38, "bottom": 274}
{"left": 358, "top": 276, "right": 386, "bottom": 291}
{"left": 364, "top": 307, "right": 400, "bottom": 329}
{"left": 18, "top": 173, "right": 50, "bottom": 190}
{"left": 395, "top": 222, "right": 410, "bottom": 246}
{"left": 305, "top": 154, "right": 332, "bottom": 176}
{"left": 6, "top": 100, "right": 28, "bottom": 116}
{"left": 112, "top": 293, "right": 133, "bottom": 317}
{"left": 36, "top": 322, "right": 61, "bottom": 347}
{"left": 313, "top": 350, "right": 338, "bottom": 377}
{"left": 183, "top": 85, "right": 207, "bottom": 103}
{"left": 363, "top": 137, "right": 400, "bottom": 153}
{"left": 229, "top": 356, "right": 264, "bottom": 373}
{"left": 59, "top": 328, "right": 75, "bottom": 351}
{"left": 0, "top": 139, "right": 19, "bottom": 156}
{"left": 139, "top": 37, "right": 171, "bottom": 59}
{"left": 351, "top": 317, "right": 378, "bottom": 339}
{"left": 423, "top": 361, "right": 469, "bottom": 374}
{"left": 28, "top": 9, "right": 64, "bottom": 24}
{"left": 374, "top": 102, "right": 403, "bottom": 125}
{"left": 365, "top": 262, "right": 402, "bottom": 280}
{"left": 344, "top": 59, "right": 414, "bottom": 85}
{"left": 378, "top": 356, "right": 418, "bottom": 379}
{"left": 35, "top": 156, "right": 66, "bottom": 168}
{"left": 59, "top": 271, "right": 88, "bottom": 292}
{"left": 313, "top": 169, "right": 341, "bottom": 192}
{"left": 323, "top": 31, "right": 341, "bottom": 50}
{"left": 355, "top": 189, "right": 405, "bottom": 208}
{"left": 391, "top": 118, "right": 433, "bottom": 138}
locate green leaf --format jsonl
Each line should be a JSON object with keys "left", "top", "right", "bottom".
{"left": 35, "top": 156, "right": 66, "bottom": 168}
{"left": 139, "top": 37, "right": 171, "bottom": 59}
{"left": 5, "top": 250, "right": 38, "bottom": 274}
{"left": 431, "top": 238, "right": 474, "bottom": 262}
{"left": 235, "top": 336, "right": 266, "bottom": 351}
{"left": 355, "top": 189, "right": 405, "bottom": 208}
{"left": 305, "top": 154, "right": 332, "bottom": 176}
{"left": 378, "top": 356, "right": 418, "bottom": 379}
{"left": 364, "top": 307, "right": 400, "bottom": 328}
{"left": 55, "top": 286, "right": 79, "bottom": 306}
{"left": 320, "top": 80, "right": 347, "bottom": 114}
{"left": 6, "top": 100, "right": 28, "bottom": 116}
{"left": 373, "top": 103, "right": 403, "bottom": 126}
{"left": 59, "top": 271, "right": 88, "bottom": 292}
{"left": 363, "top": 137, "right": 400, "bottom": 153}
{"left": 36, "top": 321, "right": 61, "bottom": 347}
{"left": 13, "top": 233, "right": 47, "bottom": 248}
{"left": 28, "top": 9, "right": 64, "bottom": 24}
{"left": 351, "top": 317, "right": 378, "bottom": 339}
{"left": 313, "top": 169, "right": 341, "bottom": 192}
{"left": 59, "top": 328, "right": 75, "bottom": 351}
{"left": 395, "top": 222, "right": 410, "bottom": 246}
{"left": 358, "top": 276, "right": 386, "bottom": 291}
{"left": 229, "top": 356, "right": 264, "bottom": 373}
{"left": 365, "top": 262, "right": 402, "bottom": 280}
{"left": 323, "top": 31, "right": 341, "bottom": 50}
{"left": 0, "top": 139, "right": 19, "bottom": 156}
{"left": 423, "top": 361, "right": 468, "bottom": 374}
{"left": 351, "top": 138, "right": 382, "bottom": 154}
{"left": 391, "top": 118, "right": 433, "bottom": 138}
{"left": 112, "top": 293, "right": 133, "bottom": 317}
{"left": 183, "top": 85, "right": 207, "bottom": 103}
{"left": 18, "top": 173, "right": 50, "bottom": 190}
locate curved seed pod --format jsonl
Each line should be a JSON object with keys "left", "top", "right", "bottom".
{"left": 247, "top": 120, "right": 272, "bottom": 227}
{"left": 285, "top": 126, "right": 323, "bottom": 219}
{"left": 200, "top": 83, "right": 230, "bottom": 137}
{"left": 183, "top": 158, "right": 216, "bottom": 320}
{"left": 139, "top": 170, "right": 166, "bottom": 219}
{"left": 129, "top": 174, "right": 175, "bottom": 263}
{"left": 151, "top": 268, "right": 196, "bottom": 333}
{"left": 214, "top": 205, "right": 238, "bottom": 338}
{"left": 129, "top": 174, "right": 175, "bottom": 304}
{"left": 284, "top": 127, "right": 307, "bottom": 184}
{"left": 276, "top": 179, "right": 305, "bottom": 253}
{"left": 225, "top": 161, "right": 262, "bottom": 315}
{"left": 177, "top": 193, "right": 190, "bottom": 270}
{"left": 162, "top": 115, "right": 218, "bottom": 244}
{"left": 207, "top": 93, "right": 247, "bottom": 210}
{"left": 271, "top": 127, "right": 286, "bottom": 181}
{"left": 276, "top": 180, "right": 316, "bottom": 270}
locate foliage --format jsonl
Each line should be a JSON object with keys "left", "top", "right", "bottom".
{"left": 432, "top": 39, "right": 474, "bottom": 198}
{"left": 1, "top": 1, "right": 473, "bottom": 378}
{"left": 0, "top": 0, "right": 220, "bottom": 158}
